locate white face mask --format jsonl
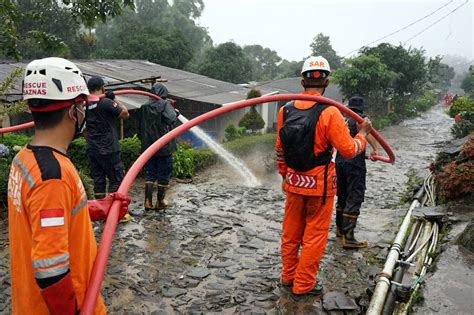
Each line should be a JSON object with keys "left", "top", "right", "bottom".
{"left": 70, "top": 100, "right": 87, "bottom": 138}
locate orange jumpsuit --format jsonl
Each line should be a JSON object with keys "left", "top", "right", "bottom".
{"left": 275, "top": 91, "right": 366, "bottom": 294}
{"left": 8, "top": 144, "right": 106, "bottom": 314}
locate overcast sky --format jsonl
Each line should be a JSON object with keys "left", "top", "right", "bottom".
{"left": 198, "top": 0, "right": 473, "bottom": 62}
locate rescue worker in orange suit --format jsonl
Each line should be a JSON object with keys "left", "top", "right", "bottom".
{"left": 8, "top": 57, "right": 130, "bottom": 315}
{"left": 275, "top": 56, "right": 373, "bottom": 295}
{"left": 335, "top": 96, "right": 379, "bottom": 248}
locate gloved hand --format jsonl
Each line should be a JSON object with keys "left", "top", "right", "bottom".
{"left": 41, "top": 273, "right": 77, "bottom": 315}
{"left": 88, "top": 192, "right": 131, "bottom": 222}
{"left": 105, "top": 90, "right": 116, "bottom": 100}
{"left": 174, "top": 108, "right": 180, "bottom": 117}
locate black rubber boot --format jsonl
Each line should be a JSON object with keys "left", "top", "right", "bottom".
{"left": 336, "top": 208, "right": 344, "bottom": 237}
{"left": 155, "top": 184, "right": 170, "bottom": 210}
{"left": 341, "top": 214, "right": 368, "bottom": 249}
{"left": 144, "top": 182, "right": 154, "bottom": 210}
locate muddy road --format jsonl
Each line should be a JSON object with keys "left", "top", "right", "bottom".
{"left": 0, "top": 105, "right": 452, "bottom": 314}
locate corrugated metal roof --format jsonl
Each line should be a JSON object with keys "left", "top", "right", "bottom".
{"left": 0, "top": 59, "right": 274, "bottom": 107}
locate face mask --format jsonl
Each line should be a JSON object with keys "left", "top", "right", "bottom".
{"left": 72, "top": 102, "right": 87, "bottom": 139}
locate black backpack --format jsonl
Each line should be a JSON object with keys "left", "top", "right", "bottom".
{"left": 279, "top": 101, "right": 332, "bottom": 172}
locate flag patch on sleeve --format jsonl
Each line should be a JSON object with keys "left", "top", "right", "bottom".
{"left": 40, "top": 209, "right": 64, "bottom": 227}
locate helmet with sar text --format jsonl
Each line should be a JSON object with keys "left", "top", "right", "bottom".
{"left": 301, "top": 56, "right": 331, "bottom": 79}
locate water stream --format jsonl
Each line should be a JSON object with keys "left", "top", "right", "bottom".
{"left": 177, "top": 115, "right": 259, "bottom": 187}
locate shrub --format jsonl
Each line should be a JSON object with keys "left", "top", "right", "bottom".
{"left": 0, "top": 157, "right": 10, "bottom": 209}
{"left": 68, "top": 138, "right": 88, "bottom": 173}
{"left": 193, "top": 148, "right": 217, "bottom": 172}
{"left": 119, "top": 134, "right": 142, "bottom": 171}
{"left": 246, "top": 88, "right": 262, "bottom": 100}
{"left": 452, "top": 112, "right": 474, "bottom": 139}
{"left": 448, "top": 96, "right": 474, "bottom": 118}
{"left": 172, "top": 145, "right": 194, "bottom": 178}
{"left": 224, "top": 133, "right": 276, "bottom": 155}
{"left": 224, "top": 123, "right": 245, "bottom": 142}
{"left": 404, "top": 90, "right": 437, "bottom": 117}
{"left": 434, "top": 137, "right": 474, "bottom": 200}
{"left": 238, "top": 107, "right": 265, "bottom": 132}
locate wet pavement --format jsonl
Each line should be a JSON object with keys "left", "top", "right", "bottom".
{"left": 0, "top": 105, "right": 454, "bottom": 314}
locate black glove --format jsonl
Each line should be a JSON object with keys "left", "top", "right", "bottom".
{"left": 105, "top": 91, "right": 116, "bottom": 100}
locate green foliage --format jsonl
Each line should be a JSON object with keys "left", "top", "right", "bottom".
{"left": 0, "top": 133, "right": 31, "bottom": 149}
{"left": 119, "top": 134, "right": 142, "bottom": 171}
{"left": 171, "top": 144, "right": 194, "bottom": 178}
{"left": 246, "top": 88, "right": 262, "bottom": 99}
{"left": 243, "top": 45, "right": 282, "bottom": 81}
{"left": 0, "top": 156, "right": 10, "bottom": 209}
{"left": 448, "top": 96, "right": 474, "bottom": 118}
{"left": 0, "top": 68, "right": 28, "bottom": 118}
{"left": 360, "top": 44, "right": 428, "bottom": 98}
{"left": 427, "top": 56, "right": 455, "bottom": 91}
{"left": 404, "top": 90, "right": 438, "bottom": 118}
{"left": 223, "top": 133, "right": 276, "bottom": 156}
{"left": 310, "top": 33, "right": 343, "bottom": 70}
{"left": 461, "top": 66, "right": 474, "bottom": 97}
{"left": 224, "top": 123, "right": 245, "bottom": 142}
{"left": 0, "top": 0, "right": 134, "bottom": 59}
{"left": 333, "top": 54, "right": 397, "bottom": 117}
{"left": 0, "top": 133, "right": 31, "bottom": 209}
{"left": 451, "top": 112, "right": 474, "bottom": 139}
{"left": 198, "top": 42, "right": 253, "bottom": 84}
{"left": 77, "top": 168, "right": 94, "bottom": 199}
{"left": 192, "top": 148, "right": 217, "bottom": 172}
{"left": 238, "top": 107, "right": 265, "bottom": 132}
{"left": 68, "top": 138, "right": 88, "bottom": 172}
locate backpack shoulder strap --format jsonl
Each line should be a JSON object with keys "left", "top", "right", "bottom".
{"left": 282, "top": 100, "right": 295, "bottom": 122}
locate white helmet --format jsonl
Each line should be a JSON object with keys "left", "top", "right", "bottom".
{"left": 301, "top": 56, "right": 331, "bottom": 76}
{"left": 23, "top": 57, "right": 89, "bottom": 102}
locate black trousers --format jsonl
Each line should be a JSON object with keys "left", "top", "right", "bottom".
{"left": 86, "top": 149, "right": 125, "bottom": 195}
{"left": 336, "top": 163, "right": 366, "bottom": 216}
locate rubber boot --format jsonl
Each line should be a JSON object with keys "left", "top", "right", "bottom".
{"left": 155, "top": 183, "right": 170, "bottom": 210}
{"left": 341, "top": 214, "right": 368, "bottom": 249}
{"left": 336, "top": 208, "right": 344, "bottom": 237}
{"left": 94, "top": 192, "right": 106, "bottom": 200}
{"left": 144, "top": 181, "right": 154, "bottom": 210}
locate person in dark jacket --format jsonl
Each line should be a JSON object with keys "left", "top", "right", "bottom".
{"left": 335, "top": 96, "right": 379, "bottom": 249}
{"left": 137, "top": 83, "right": 178, "bottom": 210}
{"left": 85, "top": 77, "right": 130, "bottom": 200}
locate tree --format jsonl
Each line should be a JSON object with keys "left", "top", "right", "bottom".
{"left": 427, "top": 56, "right": 455, "bottom": 91}
{"left": 243, "top": 45, "right": 282, "bottom": 81}
{"left": 0, "top": 0, "right": 135, "bottom": 59}
{"left": 461, "top": 66, "right": 474, "bottom": 97}
{"left": 276, "top": 59, "right": 304, "bottom": 78}
{"left": 310, "top": 33, "right": 342, "bottom": 70}
{"left": 360, "top": 44, "right": 428, "bottom": 98}
{"left": 333, "top": 54, "right": 397, "bottom": 117}
{"left": 94, "top": 0, "right": 211, "bottom": 69}
{"left": 239, "top": 107, "right": 265, "bottom": 132}
{"left": 197, "top": 42, "right": 253, "bottom": 84}
{"left": 96, "top": 23, "right": 194, "bottom": 69}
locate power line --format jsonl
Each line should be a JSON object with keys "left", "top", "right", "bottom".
{"left": 403, "top": 0, "right": 469, "bottom": 45}
{"left": 343, "top": 0, "right": 454, "bottom": 57}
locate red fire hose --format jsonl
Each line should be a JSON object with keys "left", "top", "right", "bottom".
{"left": 80, "top": 92, "right": 395, "bottom": 314}
{"left": 0, "top": 91, "right": 395, "bottom": 313}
